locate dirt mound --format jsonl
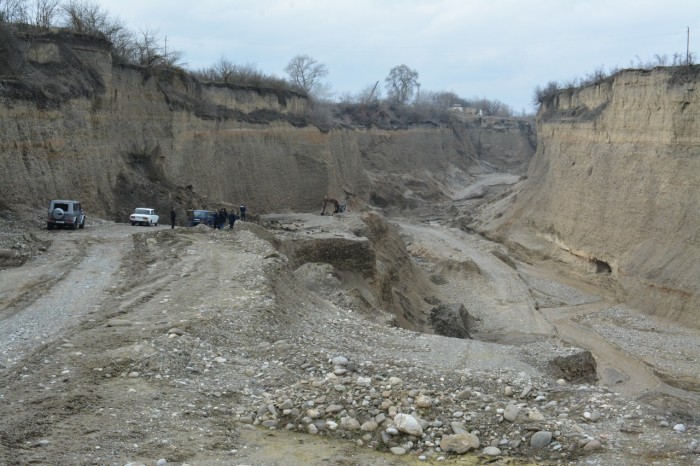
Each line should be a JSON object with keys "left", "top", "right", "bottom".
{"left": 428, "top": 303, "right": 477, "bottom": 338}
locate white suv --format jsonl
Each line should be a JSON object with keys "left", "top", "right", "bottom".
{"left": 47, "top": 200, "right": 86, "bottom": 230}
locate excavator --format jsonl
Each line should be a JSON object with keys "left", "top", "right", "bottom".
{"left": 321, "top": 196, "right": 346, "bottom": 215}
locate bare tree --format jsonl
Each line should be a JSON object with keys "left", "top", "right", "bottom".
{"left": 284, "top": 54, "right": 329, "bottom": 96}
{"left": 212, "top": 55, "right": 236, "bottom": 83}
{"left": 532, "top": 81, "right": 559, "bottom": 106}
{"left": 384, "top": 64, "right": 419, "bottom": 105}
{"left": 134, "top": 27, "right": 161, "bottom": 66}
{"left": 0, "top": 0, "right": 28, "bottom": 23}
{"left": 31, "top": 0, "right": 60, "bottom": 29}
{"left": 109, "top": 24, "right": 137, "bottom": 63}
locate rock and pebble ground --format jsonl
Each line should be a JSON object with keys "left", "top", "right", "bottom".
{"left": 0, "top": 204, "right": 698, "bottom": 465}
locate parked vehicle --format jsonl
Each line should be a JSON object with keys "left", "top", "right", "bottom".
{"left": 129, "top": 208, "right": 159, "bottom": 226}
{"left": 187, "top": 209, "right": 216, "bottom": 227}
{"left": 47, "top": 200, "right": 85, "bottom": 230}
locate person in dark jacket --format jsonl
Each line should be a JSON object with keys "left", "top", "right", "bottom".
{"left": 220, "top": 208, "right": 228, "bottom": 229}
{"left": 170, "top": 207, "right": 176, "bottom": 229}
{"left": 239, "top": 205, "right": 246, "bottom": 221}
{"left": 228, "top": 210, "right": 238, "bottom": 229}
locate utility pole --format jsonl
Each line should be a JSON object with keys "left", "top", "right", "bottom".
{"left": 368, "top": 81, "right": 379, "bottom": 101}
{"left": 687, "top": 27, "right": 690, "bottom": 65}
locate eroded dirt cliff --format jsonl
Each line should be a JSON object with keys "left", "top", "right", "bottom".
{"left": 478, "top": 68, "right": 700, "bottom": 327}
{"left": 0, "top": 31, "right": 535, "bottom": 224}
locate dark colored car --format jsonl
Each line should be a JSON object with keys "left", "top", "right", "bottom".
{"left": 188, "top": 209, "right": 216, "bottom": 227}
{"left": 47, "top": 199, "right": 85, "bottom": 230}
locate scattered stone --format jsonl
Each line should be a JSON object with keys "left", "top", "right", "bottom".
{"left": 416, "top": 395, "right": 432, "bottom": 408}
{"left": 673, "top": 424, "right": 686, "bottom": 433}
{"left": 388, "top": 377, "right": 403, "bottom": 386}
{"left": 530, "top": 431, "right": 552, "bottom": 448}
{"left": 583, "top": 439, "right": 602, "bottom": 451}
{"left": 440, "top": 432, "right": 480, "bottom": 453}
{"left": 456, "top": 389, "right": 471, "bottom": 399}
{"left": 332, "top": 356, "right": 348, "bottom": 366}
{"left": 528, "top": 408, "right": 545, "bottom": 421}
{"left": 483, "top": 446, "right": 501, "bottom": 456}
{"left": 450, "top": 421, "right": 467, "bottom": 434}
{"left": 361, "top": 421, "right": 378, "bottom": 432}
{"left": 520, "top": 385, "right": 532, "bottom": 399}
{"left": 325, "top": 404, "right": 343, "bottom": 413}
{"left": 356, "top": 376, "right": 371, "bottom": 386}
{"left": 167, "top": 328, "right": 184, "bottom": 335}
{"left": 394, "top": 413, "right": 423, "bottom": 436}
{"left": 340, "top": 417, "right": 360, "bottom": 430}
{"left": 279, "top": 399, "right": 294, "bottom": 410}
{"left": 503, "top": 404, "right": 520, "bottom": 422}
{"left": 390, "top": 447, "right": 406, "bottom": 455}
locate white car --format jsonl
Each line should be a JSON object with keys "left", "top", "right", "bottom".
{"left": 129, "top": 208, "right": 159, "bottom": 226}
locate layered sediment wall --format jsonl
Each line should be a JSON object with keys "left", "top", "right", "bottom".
{"left": 487, "top": 68, "right": 700, "bottom": 326}
{"left": 0, "top": 31, "right": 534, "bottom": 222}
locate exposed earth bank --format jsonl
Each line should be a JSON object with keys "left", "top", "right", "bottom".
{"left": 0, "top": 188, "right": 698, "bottom": 466}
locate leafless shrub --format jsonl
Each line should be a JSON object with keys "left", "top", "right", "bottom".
{"left": 192, "top": 59, "right": 291, "bottom": 91}
{"left": 60, "top": 0, "right": 109, "bottom": 34}
{"left": 464, "top": 96, "right": 513, "bottom": 117}
{"left": 30, "top": 0, "right": 60, "bottom": 29}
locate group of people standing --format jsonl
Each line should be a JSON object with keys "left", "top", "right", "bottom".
{"left": 215, "top": 205, "right": 246, "bottom": 230}
{"left": 170, "top": 204, "right": 247, "bottom": 229}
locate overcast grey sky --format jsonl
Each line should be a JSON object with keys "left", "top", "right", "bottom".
{"left": 97, "top": 0, "right": 700, "bottom": 113}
